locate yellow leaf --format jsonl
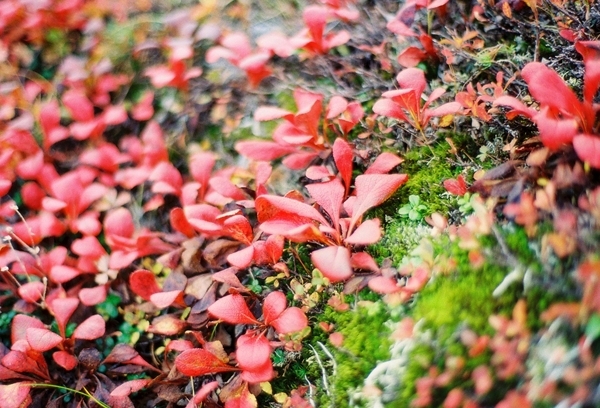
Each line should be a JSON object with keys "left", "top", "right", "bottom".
{"left": 274, "top": 392, "right": 288, "bottom": 403}
{"left": 523, "top": 0, "right": 539, "bottom": 19}
{"left": 502, "top": 2, "right": 512, "bottom": 18}
{"left": 260, "top": 382, "right": 272, "bottom": 394}
{"left": 438, "top": 114, "right": 454, "bottom": 128}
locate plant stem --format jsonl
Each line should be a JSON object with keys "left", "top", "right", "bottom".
{"left": 30, "top": 383, "right": 111, "bottom": 408}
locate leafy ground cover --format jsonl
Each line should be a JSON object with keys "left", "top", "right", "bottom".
{"left": 1, "top": 0, "right": 600, "bottom": 407}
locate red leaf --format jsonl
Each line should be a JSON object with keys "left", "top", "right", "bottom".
{"left": 306, "top": 165, "right": 333, "bottom": 181}
{"left": 575, "top": 41, "right": 600, "bottom": 103}
{"left": 72, "top": 314, "right": 105, "bottom": 340}
{"left": 17, "top": 281, "right": 45, "bottom": 303}
{"left": 493, "top": 95, "right": 536, "bottom": 119}
{"left": 351, "top": 252, "right": 380, "bottom": 272}
{"left": 234, "top": 141, "right": 295, "bottom": 162}
{"left": 110, "top": 379, "right": 151, "bottom": 397}
{"left": 129, "top": 269, "right": 161, "bottom": 302}
{"left": 131, "top": 91, "right": 154, "bottom": 121}
{"left": 306, "top": 179, "right": 344, "bottom": 228}
{"left": 150, "top": 290, "right": 185, "bottom": 309}
{"left": 282, "top": 151, "right": 320, "bottom": 170}
{"left": 1, "top": 350, "right": 42, "bottom": 376}
{"left": 223, "top": 215, "right": 253, "bottom": 244}
{"left": 351, "top": 174, "right": 408, "bottom": 226}
{"left": 240, "top": 357, "right": 274, "bottom": 384}
{"left": 0, "top": 382, "right": 31, "bottom": 408}
{"left": 443, "top": 175, "right": 468, "bottom": 196}
{"left": 534, "top": 108, "right": 579, "bottom": 150}
{"left": 373, "top": 98, "right": 410, "bottom": 122}
{"left": 236, "top": 333, "right": 271, "bottom": 372}
{"left": 145, "top": 65, "right": 176, "bottom": 88}
{"left": 521, "top": 62, "right": 582, "bottom": 117}
{"left": 574, "top": 134, "right": 600, "bottom": 169}
{"left": 53, "top": 351, "right": 78, "bottom": 370}
{"left": 311, "top": 246, "right": 353, "bottom": 283}
{"left": 175, "top": 348, "right": 236, "bottom": 376}
{"left": 428, "top": 0, "right": 449, "bottom": 8}
{"left": 26, "top": 328, "right": 63, "bottom": 352}
{"left": 254, "top": 106, "right": 292, "bottom": 122}
{"left": 188, "top": 381, "right": 219, "bottom": 407}
{"left": 103, "top": 344, "right": 140, "bottom": 364}
{"left": 332, "top": 138, "right": 353, "bottom": 193}
{"left": 323, "top": 30, "right": 350, "bottom": 50}
{"left": 102, "top": 104, "right": 128, "bottom": 126}
{"left": 79, "top": 285, "right": 107, "bottom": 306}
{"left": 49, "top": 265, "right": 80, "bottom": 283}
{"left": 270, "top": 307, "right": 308, "bottom": 334}
{"left": 397, "top": 46, "right": 427, "bottom": 68}
{"left": 227, "top": 245, "right": 255, "bottom": 269}
{"left": 208, "top": 294, "right": 259, "bottom": 325}
{"left": 262, "top": 291, "right": 287, "bottom": 326}
{"left": 396, "top": 68, "right": 426, "bottom": 98}
{"left": 49, "top": 298, "right": 79, "bottom": 338}
{"left": 365, "top": 152, "right": 403, "bottom": 175}
{"left": 345, "top": 218, "right": 381, "bottom": 245}
{"left": 368, "top": 276, "right": 400, "bottom": 294}
{"left": 222, "top": 379, "right": 259, "bottom": 406}
{"left": 329, "top": 332, "right": 344, "bottom": 347}
{"left": 326, "top": 96, "right": 348, "bottom": 119}
{"left": 104, "top": 207, "right": 135, "bottom": 240}
{"left": 62, "top": 90, "right": 94, "bottom": 122}
{"left": 212, "top": 268, "right": 249, "bottom": 292}
{"left": 170, "top": 208, "right": 196, "bottom": 238}
{"left": 256, "top": 194, "right": 328, "bottom": 228}
{"left": 426, "top": 101, "right": 462, "bottom": 117}
{"left": 147, "top": 314, "right": 187, "bottom": 336}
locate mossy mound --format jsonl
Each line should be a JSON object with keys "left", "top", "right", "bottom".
{"left": 313, "top": 301, "right": 402, "bottom": 407}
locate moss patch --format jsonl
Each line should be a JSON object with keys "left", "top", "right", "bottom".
{"left": 315, "top": 301, "right": 399, "bottom": 407}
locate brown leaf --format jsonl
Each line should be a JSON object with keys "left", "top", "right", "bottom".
{"left": 541, "top": 302, "right": 580, "bottom": 322}
{"left": 544, "top": 233, "right": 576, "bottom": 258}
{"left": 163, "top": 270, "right": 187, "bottom": 292}
{"left": 526, "top": 147, "right": 549, "bottom": 167}
{"left": 185, "top": 274, "right": 214, "bottom": 300}
{"left": 155, "top": 384, "right": 187, "bottom": 403}
{"left": 191, "top": 284, "right": 217, "bottom": 313}
{"left": 203, "top": 239, "right": 240, "bottom": 268}
{"left": 181, "top": 238, "right": 206, "bottom": 272}
{"left": 103, "top": 344, "right": 140, "bottom": 364}
{"left": 481, "top": 161, "right": 517, "bottom": 180}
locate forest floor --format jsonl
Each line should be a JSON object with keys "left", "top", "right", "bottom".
{"left": 1, "top": 0, "right": 600, "bottom": 407}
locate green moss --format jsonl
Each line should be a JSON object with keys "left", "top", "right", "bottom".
{"left": 379, "top": 135, "right": 478, "bottom": 221}
{"left": 412, "top": 239, "right": 517, "bottom": 339}
{"left": 370, "top": 221, "right": 431, "bottom": 263}
{"left": 314, "top": 302, "right": 397, "bottom": 407}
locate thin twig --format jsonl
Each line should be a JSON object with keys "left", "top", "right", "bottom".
{"left": 308, "top": 344, "right": 331, "bottom": 397}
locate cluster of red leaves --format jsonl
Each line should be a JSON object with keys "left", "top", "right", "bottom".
{"left": 2, "top": 0, "right": 599, "bottom": 406}
{"left": 205, "top": 0, "right": 358, "bottom": 88}
{"left": 373, "top": 67, "right": 461, "bottom": 134}
{"left": 495, "top": 40, "right": 600, "bottom": 167}
{"left": 0, "top": 0, "right": 415, "bottom": 404}
{"left": 236, "top": 89, "right": 365, "bottom": 169}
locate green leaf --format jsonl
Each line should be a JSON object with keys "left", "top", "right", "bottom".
{"left": 585, "top": 314, "right": 600, "bottom": 343}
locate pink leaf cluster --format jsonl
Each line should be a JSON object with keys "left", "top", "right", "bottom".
{"left": 173, "top": 291, "right": 308, "bottom": 383}
{"left": 256, "top": 139, "right": 407, "bottom": 282}
{"left": 236, "top": 90, "right": 365, "bottom": 170}
{"left": 373, "top": 68, "right": 462, "bottom": 132}
{"left": 495, "top": 41, "right": 600, "bottom": 167}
